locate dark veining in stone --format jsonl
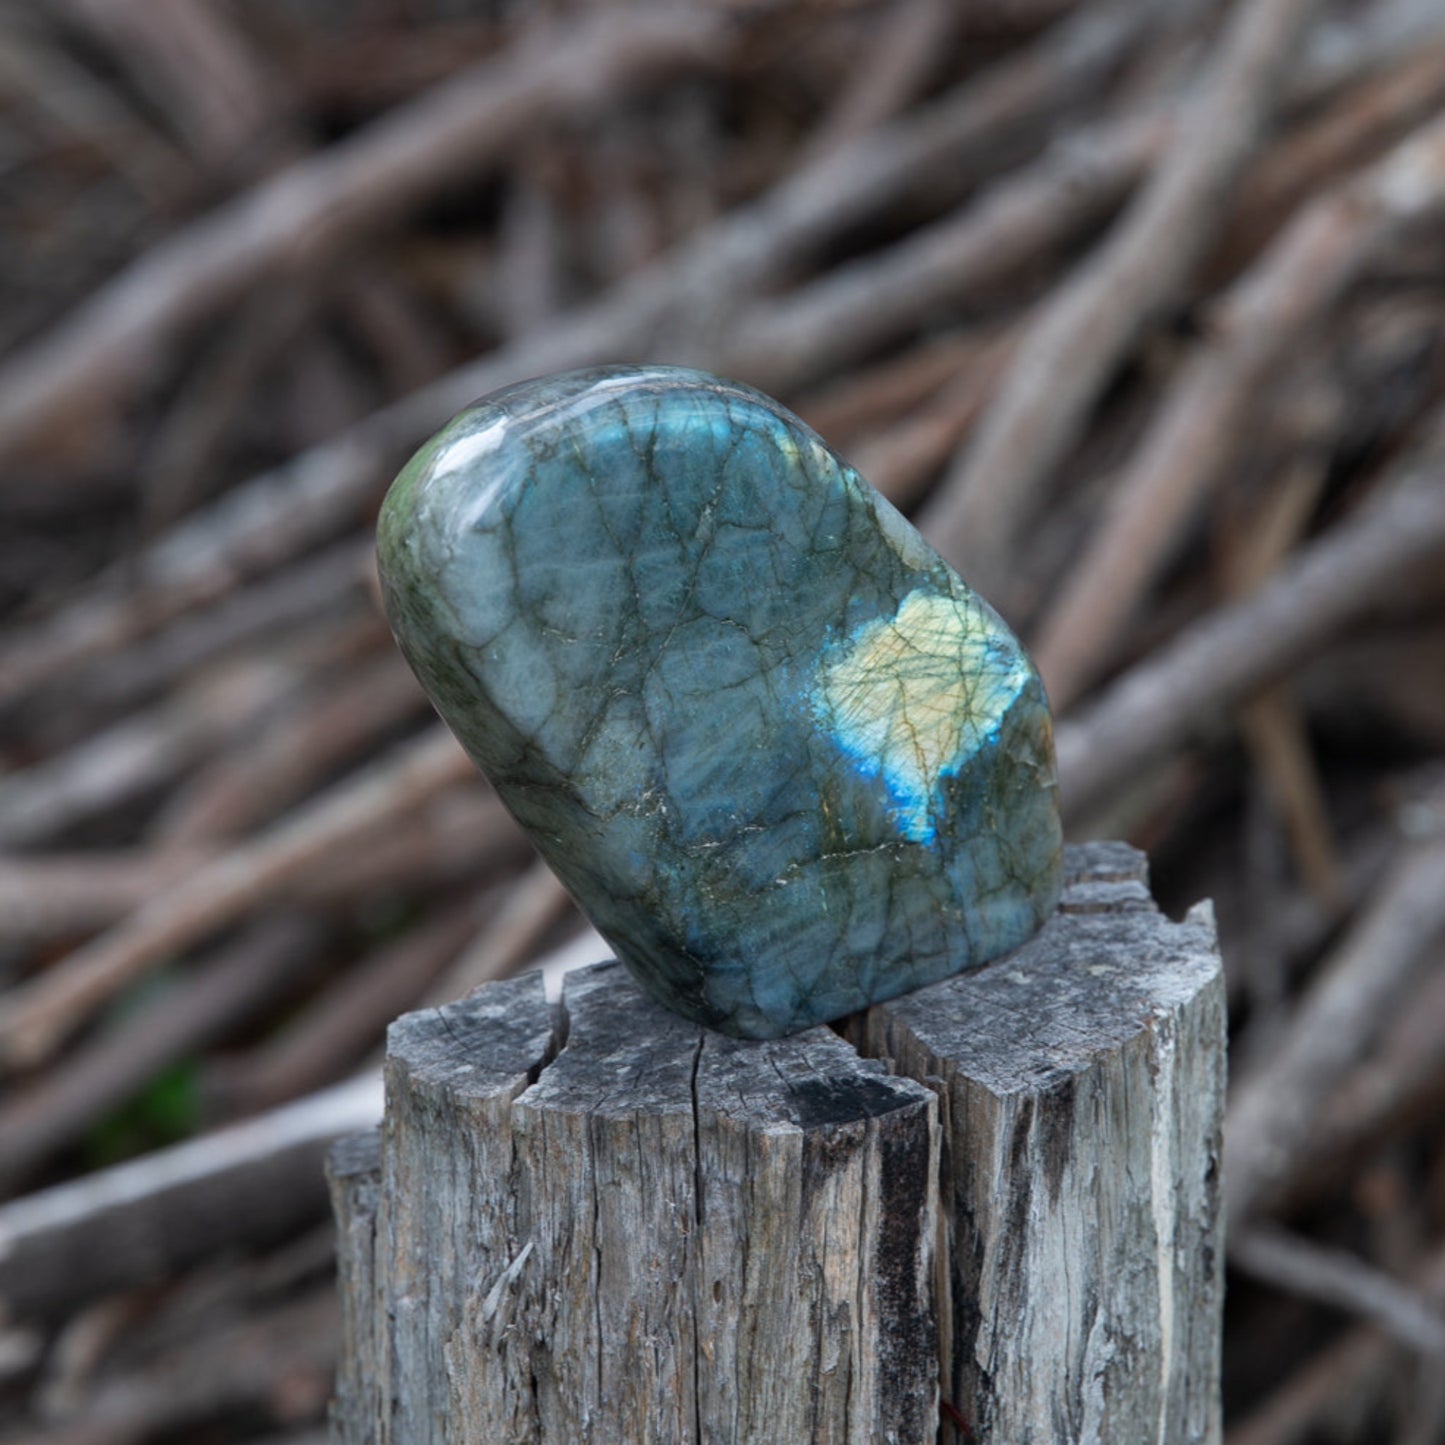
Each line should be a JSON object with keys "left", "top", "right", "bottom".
{"left": 377, "top": 365, "right": 1061, "bottom": 1038}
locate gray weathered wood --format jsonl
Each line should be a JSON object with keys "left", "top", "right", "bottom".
{"left": 862, "top": 840, "right": 1226, "bottom": 1443}
{"left": 330, "top": 965, "right": 939, "bottom": 1443}
{"left": 326, "top": 1129, "right": 382, "bottom": 1445}
{"left": 378, "top": 974, "right": 557, "bottom": 1445}
{"left": 330, "top": 841, "right": 1224, "bottom": 1443}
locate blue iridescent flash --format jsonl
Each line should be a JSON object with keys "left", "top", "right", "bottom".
{"left": 377, "top": 366, "right": 1062, "bottom": 1038}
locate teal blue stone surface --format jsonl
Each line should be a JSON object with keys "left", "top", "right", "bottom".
{"left": 378, "top": 366, "right": 1062, "bottom": 1039}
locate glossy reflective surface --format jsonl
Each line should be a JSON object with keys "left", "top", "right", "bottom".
{"left": 378, "top": 366, "right": 1061, "bottom": 1037}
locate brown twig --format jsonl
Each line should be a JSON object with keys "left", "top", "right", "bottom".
{"left": 0, "top": 658, "right": 301, "bottom": 848}
{"left": 0, "top": 850, "right": 204, "bottom": 945}
{"left": 1293, "top": 0, "right": 1445, "bottom": 108}
{"left": 209, "top": 898, "right": 487, "bottom": 1116}
{"left": 1231, "top": 1224, "right": 1445, "bottom": 1355}
{"left": 1236, "top": 689, "right": 1344, "bottom": 907}
{"left": 0, "top": 786, "right": 525, "bottom": 946}
{"left": 726, "top": 114, "right": 1163, "bottom": 397}
{"left": 1223, "top": 1321, "right": 1395, "bottom": 1445}
{"left": 0, "top": 10, "right": 185, "bottom": 208}
{"left": 794, "top": 0, "right": 954, "bottom": 165}
{"left": 1220, "top": 458, "right": 1343, "bottom": 906}
{"left": 1055, "top": 436, "right": 1445, "bottom": 826}
{"left": 0, "top": 3, "right": 1151, "bottom": 710}
{"left": 851, "top": 333, "right": 1016, "bottom": 507}
{"left": 426, "top": 859, "right": 574, "bottom": 1004}
{"left": 794, "top": 330, "right": 994, "bottom": 447}
{"left": 61, "top": 537, "right": 375, "bottom": 718}
{"left": 1223, "top": 1154, "right": 1445, "bottom": 1445}
{"left": 1033, "top": 111, "right": 1445, "bottom": 709}
{"left": 339, "top": 266, "right": 454, "bottom": 398}
{"left": 151, "top": 651, "right": 427, "bottom": 843}
{"left": 301, "top": 787, "right": 527, "bottom": 902}
{"left": 1, "top": 1289, "right": 338, "bottom": 1444}
{"left": 1225, "top": 826, "right": 1445, "bottom": 1225}
{"left": 921, "top": 0, "right": 1322, "bottom": 596}
{"left": 0, "top": 916, "right": 325, "bottom": 1193}
{"left": 1272, "top": 962, "right": 1445, "bottom": 1213}
{"left": 0, "top": 727, "right": 475, "bottom": 1070}
{"left": 0, "top": 7, "right": 723, "bottom": 461}
{"left": 139, "top": 284, "right": 317, "bottom": 531}
{"left": 1213, "top": 36, "right": 1445, "bottom": 277}
{"left": 0, "top": 1074, "right": 379, "bottom": 1321}
{"left": 55, "top": 0, "right": 281, "bottom": 166}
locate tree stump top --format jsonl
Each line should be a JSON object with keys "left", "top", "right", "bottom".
{"left": 332, "top": 841, "right": 1225, "bottom": 1444}
{"left": 877, "top": 841, "right": 1219, "bottom": 1094}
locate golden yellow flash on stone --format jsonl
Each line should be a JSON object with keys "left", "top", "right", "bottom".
{"left": 814, "top": 590, "right": 1030, "bottom": 843}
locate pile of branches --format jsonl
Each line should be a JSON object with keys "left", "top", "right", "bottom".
{"left": 2, "top": 1, "right": 1444, "bottom": 1440}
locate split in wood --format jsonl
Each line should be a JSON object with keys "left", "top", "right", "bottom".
{"left": 331, "top": 842, "right": 1225, "bottom": 1442}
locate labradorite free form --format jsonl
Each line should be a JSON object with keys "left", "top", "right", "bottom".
{"left": 378, "top": 366, "right": 1061, "bottom": 1039}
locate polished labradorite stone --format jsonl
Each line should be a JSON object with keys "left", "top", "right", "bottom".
{"left": 378, "top": 366, "right": 1061, "bottom": 1039}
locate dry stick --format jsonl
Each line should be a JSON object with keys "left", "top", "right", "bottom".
{"left": 1238, "top": 689, "right": 1343, "bottom": 905}
{"left": 287, "top": 18, "right": 500, "bottom": 107}
{"left": 0, "top": 727, "right": 474, "bottom": 1071}
{"left": 67, "top": 535, "right": 374, "bottom": 716}
{"left": 341, "top": 264, "right": 455, "bottom": 396}
{"left": 1, "top": 1290, "right": 339, "bottom": 1445}
{"left": 55, "top": 0, "right": 280, "bottom": 165}
{"left": 0, "top": 916, "right": 324, "bottom": 1192}
{"left": 1225, "top": 1222, "right": 1445, "bottom": 1445}
{"left": 795, "top": 0, "right": 955, "bottom": 164}
{"left": 0, "top": 4, "right": 1150, "bottom": 708}
{"left": 1054, "top": 444, "right": 1445, "bottom": 827}
{"left": 36, "top": 1296, "right": 147, "bottom": 1421}
{"left": 1276, "top": 964, "right": 1445, "bottom": 1213}
{"left": 1213, "top": 36, "right": 1445, "bottom": 276}
{"left": 426, "top": 858, "right": 574, "bottom": 1004}
{"left": 794, "top": 330, "right": 993, "bottom": 445}
{"left": 1248, "top": 825, "right": 1396, "bottom": 1010}
{"left": 1400, "top": 1351, "right": 1445, "bottom": 1445}
{"left": 0, "top": 657, "right": 301, "bottom": 849}
{"left": 852, "top": 333, "right": 1015, "bottom": 507}
{"left": 1231, "top": 1224, "right": 1445, "bottom": 1356}
{"left": 724, "top": 114, "right": 1162, "bottom": 396}
{"left": 302, "top": 787, "right": 526, "bottom": 902}
{"left": 1033, "top": 112, "right": 1445, "bottom": 710}
{"left": 0, "top": 11, "right": 185, "bottom": 209}
{"left": 0, "top": 7, "right": 722, "bottom": 462}
{"left": 1223, "top": 1327, "right": 1390, "bottom": 1445}
{"left": 0, "top": 850, "right": 208, "bottom": 947}
{"left": 151, "top": 651, "right": 427, "bottom": 843}
{"left": 921, "top": 0, "right": 1322, "bottom": 595}
{"left": 1223, "top": 458, "right": 1343, "bottom": 905}
{"left": 140, "top": 284, "right": 318, "bottom": 531}
{"left": 1299, "top": 0, "right": 1445, "bottom": 104}
{"left": 493, "top": 141, "right": 567, "bottom": 343}
{"left": 569, "top": 0, "right": 1150, "bottom": 341}
{"left": 1224, "top": 828, "right": 1445, "bottom": 1226}
{"left": 0, "top": 1074, "right": 381, "bottom": 1322}
{"left": 211, "top": 898, "right": 487, "bottom": 1116}
{"left": 0, "top": 788, "right": 523, "bottom": 946}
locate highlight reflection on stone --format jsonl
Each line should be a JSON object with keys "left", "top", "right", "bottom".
{"left": 378, "top": 366, "right": 1062, "bottom": 1038}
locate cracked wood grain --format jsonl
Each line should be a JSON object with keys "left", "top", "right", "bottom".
{"left": 862, "top": 842, "right": 1226, "bottom": 1443}
{"left": 330, "top": 842, "right": 1223, "bottom": 1443}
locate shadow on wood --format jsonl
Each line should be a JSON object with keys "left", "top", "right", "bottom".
{"left": 329, "top": 841, "right": 1224, "bottom": 1443}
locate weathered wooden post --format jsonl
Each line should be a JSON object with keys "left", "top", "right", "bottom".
{"left": 329, "top": 841, "right": 1225, "bottom": 1443}
{"left": 343, "top": 367, "right": 1226, "bottom": 1439}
